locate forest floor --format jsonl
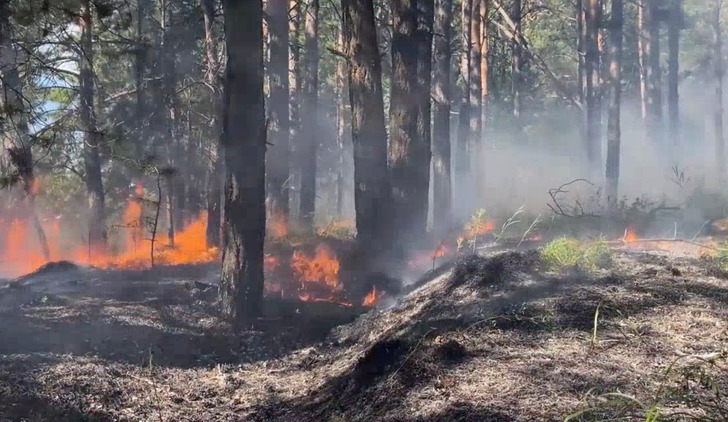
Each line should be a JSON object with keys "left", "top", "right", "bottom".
{"left": 0, "top": 245, "right": 727, "bottom": 421}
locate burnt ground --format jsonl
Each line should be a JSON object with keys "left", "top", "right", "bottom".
{"left": 0, "top": 249, "right": 727, "bottom": 421}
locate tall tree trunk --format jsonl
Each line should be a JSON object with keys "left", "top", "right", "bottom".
{"left": 667, "top": 0, "right": 681, "bottom": 148}
{"left": 643, "top": 0, "right": 662, "bottom": 145}
{"left": 606, "top": 0, "right": 623, "bottom": 206}
{"left": 342, "top": 0, "right": 390, "bottom": 252}
{"left": 713, "top": 0, "right": 725, "bottom": 177}
{"left": 201, "top": 0, "right": 224, "bottom": 248}
{"left": 637, "top": 0, "right": 647, "bottom": 121}
{"left": 390, "top": 0, "right": 431, "bottom": 244}
{"left": 135, "top": 0, "right": 148, "bottom": 163}
{"left": 289, "top": 0, "right": 302, "bottom": 220}
{"left": 417, "top": 0, "right": 434, "bottom": 228}
{"left": 267, "top": 0, "right": 290, "bottom": 218}
{"left": 511, "top": 0, "right": 522, "bottom": 125}
{"left": 584, "top": 0, "right": 602, "bottom": 166}
{"left": 0, "top": 0, "right": 50, "bottom": 261}
{"left": 79, "top": 0, "right": 107, "bottom": 249}
{"left": 335, "top": 28, "right": 350, "bottom": 217}
{"left": 432, "top": 0, "right": 453, "bottom": 233}
{"left": 578, "top": 0, "right": 586, "bottom": 108}
{"left": 468, "top": 0, "right": 482, "bottom": 152}
{"left": 479, "top": 0, "right": 488, "bottom": 138}
{"left": 456, "top": 0, "right": 472, "bottom": 177}
{"left": 219, "top": 0, "right": 267, "bottom": 324}
{"left": 299, "top": 0, "right": 319, "bottom": 231}
{"left": 161, "top": 0, "right": 180, "bottom": 244}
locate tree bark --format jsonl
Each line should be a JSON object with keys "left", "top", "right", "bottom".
{"left": 432, "top": 0, "right": 453, "bottom": 233}
{"left": 713, "top": 0, "right": 725, "bottom": 177}
{"left": 643, "top": 0, "right": 662, "bottom": 145}
{"left": 389, "top": 0, "right": 431, "bottom": 243}
{"left": 135, "top": 0, "right": 148, "bottom": 163}
{"left": 479, "top": 0, "right": 488, "bottom": 138}
{"left": 299, "top": 0, "right": 320, "bottom": 231}
{"left": 219, "top": 0, "right": 267, "bottom": 324}
{"left": 79, "top": 0, "right": 107, "bottom": 249}
{"left": 667, "top": 0, "right": 681, "bottom": 147}
{"left": 468, "top": 0, "right": 482, "bottom": 151}
{"left": 606, "top": 0, "right": 623, "bottom": 206}
{"left": 584, "top": 0, "right": 602, "bottom": 166}
{"left": 456, "top": 0, "right": 472, "bottom": 177}
{"left": 335, "top": 28, "right": 350, "bottom": 217}
{"left": 266, "top": 0, "right": 290, "bottom": 218}
{"left": 637, "top": 0, "right": 647, "bottom": 121}
{"left": 201, "top": 0, "right": 224, "bottom": 248}
{"left": 342, "top": 0, "right": 390, "bottom": 251}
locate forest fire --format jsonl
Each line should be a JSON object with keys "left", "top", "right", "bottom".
{"left": 623, "top": 227, "right": 639, "bottom": 243}
{"left": 362, "top": 286, "right": 380, "bottom": 307}
{"left": 291, "top": 244, "right": 347, "bottom": 303}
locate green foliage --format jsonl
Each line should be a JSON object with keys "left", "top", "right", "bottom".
{"left": 715, "top": 241, "right": 728, "bottom": 271}
{"left": 540, "top": 237, "right": 613, "bottom": 272}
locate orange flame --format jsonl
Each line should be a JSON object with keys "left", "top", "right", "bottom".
{"left": 268, "top": 208, "right": 288, "bottom": 239}
{"left": 362, "top": 286, "right": 380, "bottom": 307}
{"left": 623, "top": 227, "right": 638, "bottom": 243}
{"left": 291, "top": 244, "right": 340, "bottom": 288}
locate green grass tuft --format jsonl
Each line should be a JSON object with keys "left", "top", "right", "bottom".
{"left": 540, "top": 237, "right": 613, "bottom": 272}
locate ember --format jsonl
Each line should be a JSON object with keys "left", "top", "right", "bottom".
{"left": 362, "top": 286, "right": 380, "bottom": 307}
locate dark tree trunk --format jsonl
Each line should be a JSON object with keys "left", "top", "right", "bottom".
{"left": 468, "top": 0, "right": 482, "bottom": 152}
{"left": 201, "top": 0, "right": 224, "bottom": 248}
{"left": 266, "top": 0, "right": 290, "bottom": 218}
{"left": 79, "top": 0, "right": 107, "bottom": 249}
{"left": 417, "top": 0, "right": 434, "bottom": 228}
{"left": 299, "top": 0, "right": 320, "bottom": 231}
{"left": 667, "top": 0, "right": 681, "bottom": 147}
{"left": 135, "top": 0, "right": 148, "bottom": 163}
{"left": 219, "top": 0, "right": 267, "bottom": 324}
{"left": 342, "top": 0, "right": 390, "bottom": 251}
{"left": 161, "top": 2, "right": 180, "bottom": 243}
{"left": 432, "top": 0, "right": 453, "bottom": 233}
{"left": 584, "top": 0, "right": 602, "bottom": 166}
{"left": 389, "top": 0, "right": 431, "bottom": 244}
{"left": 456, "top": 0, "right": 472, "bottom": 177}
{"left": 713, "top": 0, "right": 725, "bottom": 176}
{"left": 606, "top": 0, "right": 623, "bottom": 206}
{"left": 289, "top": 0, "right": 302, "bottom": 219}
{"left": 643, "top": 0, "right": 662, "bottom": 145}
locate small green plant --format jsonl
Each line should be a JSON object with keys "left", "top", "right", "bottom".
{"left": 540, "top": 237, "right": 613, "bottom": 272}
{"left": 716, "top": 241, "right": 728, "bottom": 271}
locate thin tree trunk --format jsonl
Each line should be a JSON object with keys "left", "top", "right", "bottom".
{"left": 289, "top": 0, "right": 302, "bottom": 219}
{"left": 342, "top": 0, "right": 390, "bottom": 252}
{"left": 584, "top": 0, "right": 602, "bottom": 166}
{"left": 469, "top": 0, "right": 482, "bottom": 150}
{"left": 201, "top": 0, "right": 224, "bottom": 248}
{"left": 135, "top": 0, "right": 148, "bottom": 163}
{"left": 266, "top": 0, "right": 290, "bottom": 218}
{"left": 417, "top": 0, "right": 434, "bottom": 229}
{"left": 299, "top": 0, "right": 319, "bottom": 231}
{"left": 511, "top": 0, "right": 522, "bottom": 125}
{"left": 432, "top": 0, "right": 453, "bottom": 233}
{"left": 335, "top": 28, "right": 349, "bottom": 217}
{"left": 637, "top": 0, "right": 647, "bottom": 121}
{"left": 456, "top": 0, "right": 472, "bottom": 177}
{"left": 644, "top": 0, "right": 662, "bottom": 145}
{"left": 219, "top": 0, "right": 267, "bottom": 324}
{"left": 161, "top": 0, "right": 180, "bottom": 243}
{"left": 479, "top": 0, "right": 488, "bottom": 138}
{"left": 667, "top": 0, "right": 681, "bottom": 147}
{"left": 606, "top": 0, "right": 623, "bottom": 206}
{"left": 714, "top": 0, "right": 725, "bottom": 177}
{"left": 79, "top": 0, "right": 107, "bottom": 249}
